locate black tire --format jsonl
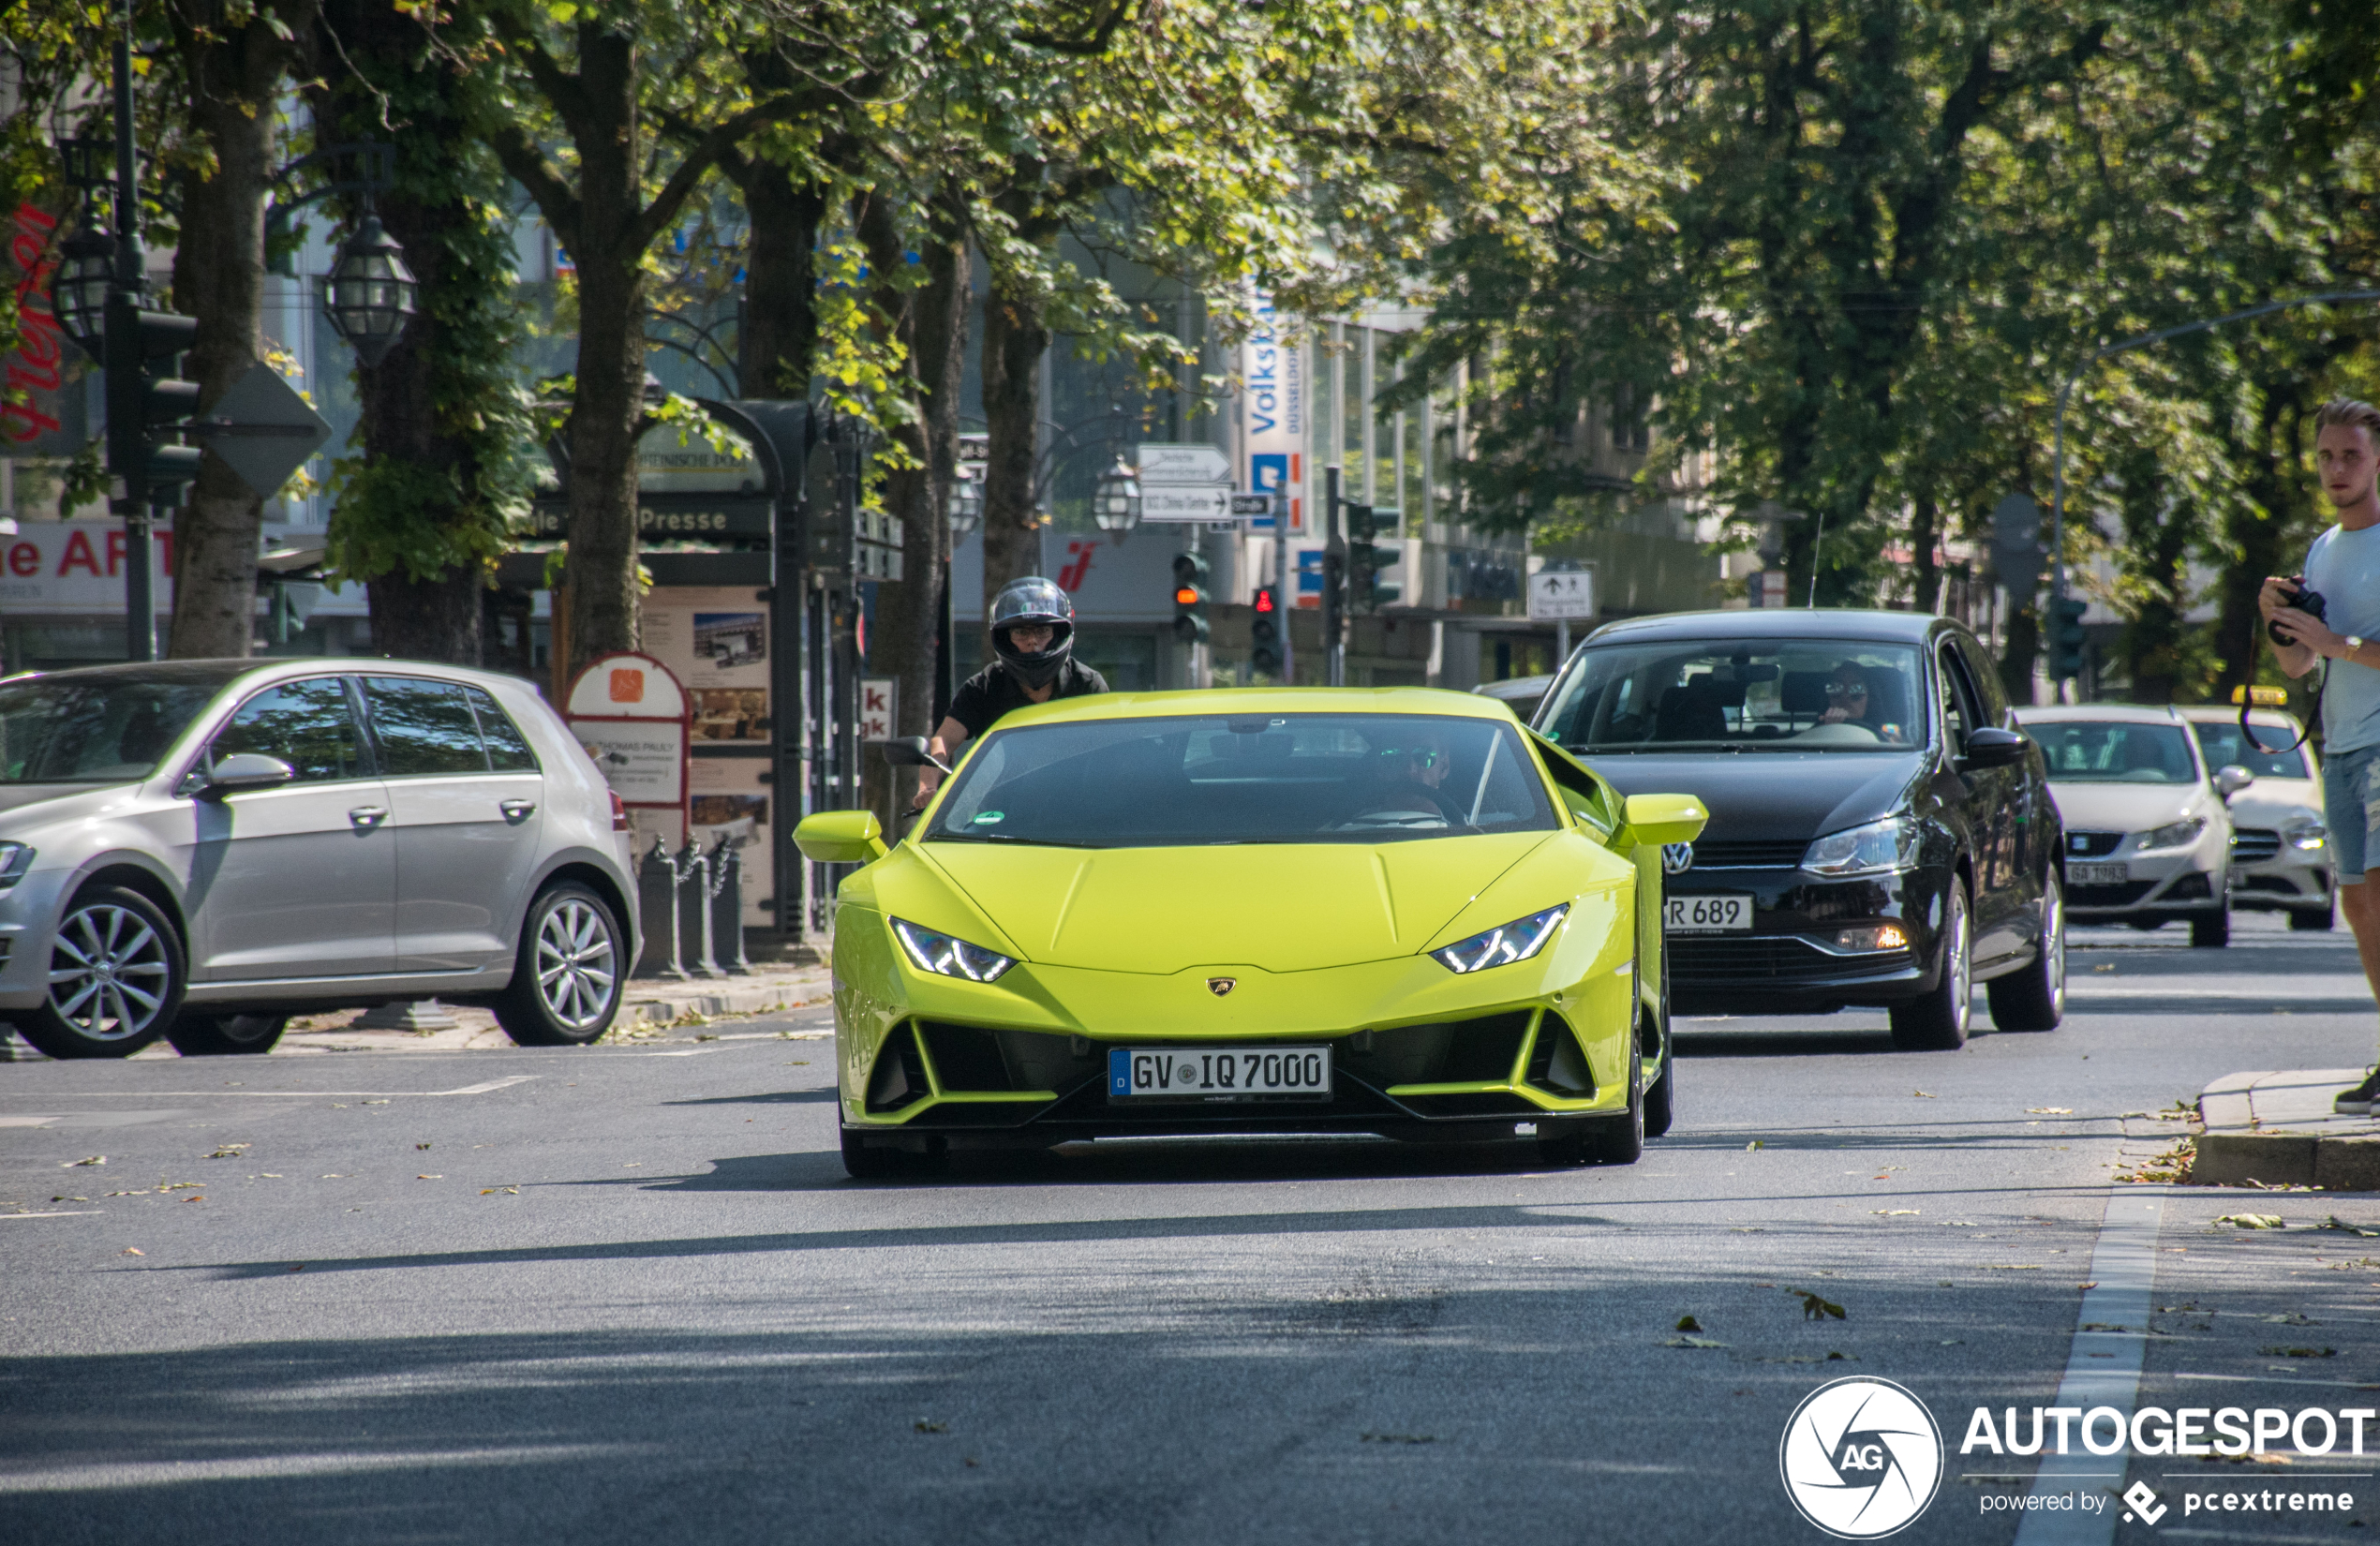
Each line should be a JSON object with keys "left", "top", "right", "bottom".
{"left": 840, "top": 1127, "right": 895, "bottom": 1179}
{"left": 2191, "top": 906, "right": 2231, "bottom": 949}
{"left": 163, "top": 1013, "right": 289, "bottom": 1056}
{"left": 1986, "top": 870, "right": 2066, "bottom": 1033}
{"left": 16, "top": 885, "right": 184, "bottom": 1060}
{"left": 1891, "top": 877, "right": 1971, "bottom": 1050}
{"left": 1584, "top": 1043, "right": 1645, "bottom": 1165}
{"left": 2290, "top": 900, "right": 2334, "bottom": 932}
{"left": 1642, "top": 1053, "right": 1675, "bottom": 1139}
{"left": 494, "top": 882, "right": 626, "bottom": 1047}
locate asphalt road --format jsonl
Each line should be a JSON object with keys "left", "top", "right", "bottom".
{"left": 3, "top": 914, "right": 2375, "bottom": 1545}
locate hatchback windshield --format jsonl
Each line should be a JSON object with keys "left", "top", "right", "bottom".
{"left": 2032, "top": 721, "right": 2200, "bottom": 784}
{"left": 0, "top": 667, "right": 245, "bottom": 783}
{"left": 1539, "top": 641, "right": 1928, "bottom": 752}
{"left": 2190, "top": 721, "right": 2311, "bottom": 780}
{"left": 926, "top": 713, "right": 1557, "bottom": 847}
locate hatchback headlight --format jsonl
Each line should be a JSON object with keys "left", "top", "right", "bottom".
{"left": 0, "top": 842, "right": 32, "bottom": 890}
{"left": 1800, "top": 816, "right": 1920, "bottom": 877}
{"left": 2136, "top": 816, "right": 2207, "bottom": 853}
{"left": 1431, "top": 905, "right": 1567, "bottom": 974}
{"left": 891, "top": 918, "right": 1016, "bottom": 982}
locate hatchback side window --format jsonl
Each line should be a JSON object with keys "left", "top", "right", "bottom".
{"left": 465, "top": 688, "right": 541, "bottom": 773}
{"left": 1954, "top": 634, "right": 2012, "bottom": 725}
{"left": 1936, "top": 648, "right": 1973, "bottom": 746}
{"left": 209, "top": 677, "right": 369, "bottom": 782}
{"left": 364, "top": 677, "right": 488, "bottom": 777}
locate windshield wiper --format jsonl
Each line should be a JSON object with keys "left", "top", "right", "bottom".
{"left": 928, "top": 831, "right": 1098, "bottom": 848}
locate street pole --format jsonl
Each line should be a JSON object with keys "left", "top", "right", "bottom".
{"left": 2048, "top": 289, "right": 2380, "bottom": 681}
{"left": 1322, "top": 465, "right": 1346, "bottom": 687}
{"left": 105, "top": 0, "right": 155, "bottom": 662}
{"left": 1272, "top": 483, "right": 1294, "bottom": 684}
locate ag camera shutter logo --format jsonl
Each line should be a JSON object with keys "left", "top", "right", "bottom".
{"left": 1779, "top": 1377, "right": 1944, "bottom": 1538}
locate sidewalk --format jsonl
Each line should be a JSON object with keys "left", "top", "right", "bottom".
{"left": 2194, "top": 1068, "right": 2380, "bottom": 1189}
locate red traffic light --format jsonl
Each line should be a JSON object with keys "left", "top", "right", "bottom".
{"left": 1254, "top": 589, "right": 1274, "bottom": 613}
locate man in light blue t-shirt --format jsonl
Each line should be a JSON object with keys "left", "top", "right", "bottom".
{"left": 2266, "top": 397, "right": 2380, "bottom": 1113}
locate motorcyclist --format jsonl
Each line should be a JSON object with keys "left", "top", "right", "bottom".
{"left": 912, "top": 576, "right": 1108, "bottom": 808}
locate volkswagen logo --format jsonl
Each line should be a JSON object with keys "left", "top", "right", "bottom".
{"left": 1207, "top": 977, "right": 1236, "bottom": 997}
{"left": 1662, "top": 842, "right": 1694, "bottom": 875}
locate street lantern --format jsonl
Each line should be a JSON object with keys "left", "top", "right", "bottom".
{"left": 946, "top": 468, "right": 981, "bottom": 537}
{"left": 1093, "top": 453, "right": 1141, "bottom": 540}
{"left": 320, "top": 215, "right": 417, "bottom": 368}
{"left": 47, "top": 227, "right": 116, "bottom": 362}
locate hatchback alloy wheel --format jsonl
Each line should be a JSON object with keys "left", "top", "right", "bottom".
{"left": 50, "top": 900, "right": 172, "bottom": 1043}
{"left": 535, "top": 896, "right": 617, "bottom": 1033}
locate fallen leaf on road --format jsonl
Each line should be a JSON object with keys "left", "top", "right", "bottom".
{"left": 120, "top": 1247, "right": 141, "bottom": 1256}
{"left": 1873, "top": 1210, "right": 1920, "bottom": 1217}
{"left": 180, "top": 1195, "right": 202, "bottom": 1203}
{"left": 62, "top": 1156, "right": 104, "bottom": 1168}
{"left": 1731, "top": 1226, "right": 1766, "bottom": 1233}
{"left": 2260, "top": 1345, "right": 2336, "bottom": 1358}
{"left": 1791, "top": 1289, "right": 1847, "bottom": 1320}
{"left": 1745, "top": 1140, "right": 1763, "bottom": 1151}
{"left": 2026, "top": 1107, "right": 2074, "bottom": 1115}
{"left": 362, "top": 1100, "right": 389, "bottom": 1107}
{"left": 1675, "top": 1315, "right": 1704, "bottom": 1332}
{"left": 260, "top": 1174, "right": 280, "bottom": 1179}
{"left": 2321, "top": 1216, "right": 2380, "bottom": 1237}
{"left": 1361, "top": 1433, "right": 1435, "bottom": 1444}
{"left": 480, "top": 1186, "right": 520, "bottom": 1196}
{"left": 1752, "top": 1355, "right": 1828, "bottom": 1364}
{"left": 1827, "top": 1351, "right": 1855, "bottom": 1361}
{"left": 1661, "top": 1334, "right": 1730, "bottom": 1349}
{"left": 416, "top": 1143, "right": 431, "bottom": 1152}
{"left": 289, "top": 1264, "right": 304, "bottom": 1272}
{"left": 1912, "top": 1091, "right": 1936, "bottom": 1098}
{"left": 417, "top": 1174, "right": 442, "bottom": 1181}
{"left": 204, "top": 1145, "right": 248, "bottom": 1159}
{"left": 915, "top": 1420, "right": 948, "bottom": 1434}
{"left": 2261, "top": 1313, "right": 2316, "bottom": 1325}
{"left": 2092, "top": 963, "right": 2117, "bottom": 973}
{"left": 2215, "top": 1213, "right": 2285, "bottom": 1229}
{"left": 1940, "top": 1339, "right": 1964, "bottom": 1345}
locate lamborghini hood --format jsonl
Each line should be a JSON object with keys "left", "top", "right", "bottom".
{"left": 916, "top": 834, "right": 1554, "bottom": 974}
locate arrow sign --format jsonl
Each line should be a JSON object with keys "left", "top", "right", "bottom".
{"left": 1142, "top": 486, "right": 1231, "bottom": 523}
{"left": 1137, "top": 442, "right": 1230, "bottom": 484}
{"left": 188, "top": 363, "right": 333, "bottom": 498}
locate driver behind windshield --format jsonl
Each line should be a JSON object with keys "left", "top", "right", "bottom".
{"left": 1820, "top": 660, "right": 1909, "bottom": 744}
{"left": 1358, "top": 730, "right": 1455, "bottom": 821}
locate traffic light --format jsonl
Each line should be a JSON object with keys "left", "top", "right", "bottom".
{"left": 2047, "top": 594, "right": 2089, "bottom": 680}
{"left": 1346, "top": 503, "right": 1402, "bottom": 611}
{"left": 1251, "top": 587, "right": 1283, "bottom": 676}
{"left": 1171, "top": 551, "right": 1211, "bottom": 644}
{"left": 103, "top": 296, "right": 202, "bottom": 505}
{"left": 1319, "top": 545, "right": 1346, "bottom": 651}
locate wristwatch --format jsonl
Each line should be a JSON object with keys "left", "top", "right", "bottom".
{"left": 2345, "top": 635, "right": 2366, "bottom": 662}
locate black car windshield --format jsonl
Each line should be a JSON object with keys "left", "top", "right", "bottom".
{"left": 0, "top": 665, "right": 245, "bottom": 783}
{"left": 1540, "top": 641, "right": 1928, "bottom": 752}
{"left": 926, "top": 713, "right": 1558, "bottom": 847}
{"left": 2032, "top": 721, "right": 2201, "bottom": 784}
{"left": 2190, "top": 721, "right": 2310, "bottom": 780}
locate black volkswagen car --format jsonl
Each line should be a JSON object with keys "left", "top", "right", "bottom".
{"left": 1532, "top": 610, "right": 2064, "bottom": 1048}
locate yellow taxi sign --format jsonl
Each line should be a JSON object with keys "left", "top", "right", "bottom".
{"left": 2231, "top": 685, "right": 2290, "bottom": 706}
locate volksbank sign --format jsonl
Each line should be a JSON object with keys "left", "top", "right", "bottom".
{"left": 1240, "top": 292, "right": 1304, "bottom": 534}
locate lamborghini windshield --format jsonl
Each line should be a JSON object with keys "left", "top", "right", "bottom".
{"left": 1540, "top": 641, "right": 1929, "bottom": 753}
{"left": 925, "top": 713, "right": 1557, "bottom": 848}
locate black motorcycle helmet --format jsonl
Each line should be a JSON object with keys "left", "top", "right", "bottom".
{"left": 989, "top": 576, "right": 1077, "bottom": 691}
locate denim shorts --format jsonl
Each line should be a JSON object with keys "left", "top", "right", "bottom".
{"left": 2321, "top": 742, "right": 2380, "bottom": 882}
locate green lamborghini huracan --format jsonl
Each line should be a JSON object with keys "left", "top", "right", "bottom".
{"left": 794, "top": 689, "right": 1705, "bottom": 1177}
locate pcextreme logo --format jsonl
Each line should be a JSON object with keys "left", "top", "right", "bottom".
{"left": 1779, "top": 1377, "right": 1945, "bottom": 1539}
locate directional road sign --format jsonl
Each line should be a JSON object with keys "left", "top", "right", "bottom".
{"left": 1230, "top": 493, "right": 1273, "bottom": 516}
{"left": 1137, "top": 441, "right": 1232, "bottom": 524}
{"left": 1527, "top": 569, "right": 1597, "bottom": 621}
{"left": 189, "top": 362, "right": 333, "bottom": 498}
{"left": 1142, "top": 485, "right": 1231, "bottom": 523}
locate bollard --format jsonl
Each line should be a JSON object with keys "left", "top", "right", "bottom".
{"left": 707, "top": 836, "right": 751, "bottom": 975}
{"left": 635, "top": 836, "right": 688, "bottom": 980}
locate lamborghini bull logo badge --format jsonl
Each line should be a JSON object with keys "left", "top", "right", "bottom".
{"left": 1207, "top": 977, "right": 1237, "bottom": 997}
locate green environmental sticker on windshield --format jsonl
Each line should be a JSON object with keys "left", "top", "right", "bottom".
{"left": 973, "top": 810, "right": 1005, "bottom": 825}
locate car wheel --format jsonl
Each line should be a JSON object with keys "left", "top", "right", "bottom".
{"left": 1584, "top": 1043, "right": 1645, "bottom": 1165}
{"left": 840, "top": 1126, "right": 895, "bottom": 1179}
{"left": 2190, "top": 906, "right": 2231, "bottom": 949}
{"left": 16, "top": 885, "right": 185, "bottom": 1060}
{"left": 2290, "top": 899, "right": 2335, "bottom": 931}
{"left": 1641, "top": 998, "right": 1675, "bottom": 1138}
{"left": 1891, "top": 877, "right": 1971, "bottom": 1051}
{"left": 1986, "top": 870, "right": 2066, "bottom": 1033}
{"left": 163, "top": 1014, "right": 289, "bottom": 1056}
{"left": 494, "top": 882, "right": 625, "bottom": 1047}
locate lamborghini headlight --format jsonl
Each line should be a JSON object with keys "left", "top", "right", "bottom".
{"left": 1801, "top": 815, "right": 1920, "bottom": 877}
{"left": 1430, "top": 904, "right": 1567, "bottom": 974}
{"left": 891, "top": 918, "right": 1016, "bottom": 982}
{"left": 2136, "top": 816, "right": 2207, "bottom": 853}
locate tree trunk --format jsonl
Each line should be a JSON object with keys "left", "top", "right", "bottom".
{"left": 313, "top": 0, "right": 512, "bottom": 666}
{"left": 735, "top": 160, "right": 825, "bottom": 399}
{"left": 2219, "top": 388, "right": 2306, "bottom": 698}
{"left": 165, "top": 0, "right": 314, "bottom": 659}
{"left": 979, "top": 283, "right": 1048, "bottom": 615}
{"left": 1908, "top": 494, "right": 1939, "bottom": 614}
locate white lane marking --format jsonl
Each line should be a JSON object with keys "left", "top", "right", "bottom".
{"left": 12, "top": 1077, "right": 539, "bottom": 1099}
{"left": 0, "top": 1211, "right": 104, "bottom": 1219}
{"left": 0, "top": 1116, "right": 60, "bottom": 1127}
{"left": 2011, "top": 1186, "right": 2166, "bottom": 1546}
{"left": 0, "top": 1442, "right": 640, "bottom": 1493}
{"left": 642, "top": 1048, "right": 721, "bottom": 1058}
{"left": 2177, "top": 1371, "right": 2380, "bottom": 1392}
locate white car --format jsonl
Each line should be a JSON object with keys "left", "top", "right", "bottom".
{"left": 2179, "top": 706, "right": 2332, "bottom": 930}
{"left": 2018, "top": 704, "right": 2249, "bottom": 947}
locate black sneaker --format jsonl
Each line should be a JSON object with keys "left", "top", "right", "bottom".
{"left": 2337, "top": 1068, "right": 2380, "bottom": 1115}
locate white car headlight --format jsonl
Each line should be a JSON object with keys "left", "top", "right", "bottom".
{"left": 0, "top": 842, "right": 31, "bottom": 890}
{"left": 2287, "top": 822, "right": 2328, "bottom": 852}
{"left": 1431, "top": 905, "right": 1567, "bottom": 974}
{"left": 891, "top": 918, "right": 1016, "bottom": 982}
{"left": 2136, "top": 816, "right": 2207, "bottom": 853}
{"left": 1800, "top": 816, "right": 1920, "bottom": 877}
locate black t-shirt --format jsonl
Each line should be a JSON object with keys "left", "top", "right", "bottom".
{"left": 947, "top": 658, "right": 1108, "bottom": 740}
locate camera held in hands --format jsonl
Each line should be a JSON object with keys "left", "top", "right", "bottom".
{"left": 2268, "top": 578, "right": 2328, "bottom": 646}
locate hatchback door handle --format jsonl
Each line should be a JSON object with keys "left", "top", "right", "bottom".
{"left": 499, "top": 799, "right": 537, "bottom": 822}
{"left": 349, "top": 806, "right": 388, "bottom": 829}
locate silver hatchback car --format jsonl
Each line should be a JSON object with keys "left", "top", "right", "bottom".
{"left": 0, "top": 660, "right": 639, "bottom": 1059}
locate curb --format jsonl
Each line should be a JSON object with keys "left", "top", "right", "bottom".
{"left": 624, "top": 982, "right": 817, "bottom": 1024}
{"left": 2192, "top": 1133, "right": 2380, "bottom": 1190}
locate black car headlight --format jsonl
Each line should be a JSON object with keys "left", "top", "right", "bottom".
{"left": 1801, "top": 815, "right": 1920, "bottom": 877}
{"left": 0, "top": 842, "right": 33, "bottom": 890}
{"left": 1431, "top": 905, "right": 1567, "bottom": 974}
{"left": 891, "top": 918, "right": 1016, "bottom": 982}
